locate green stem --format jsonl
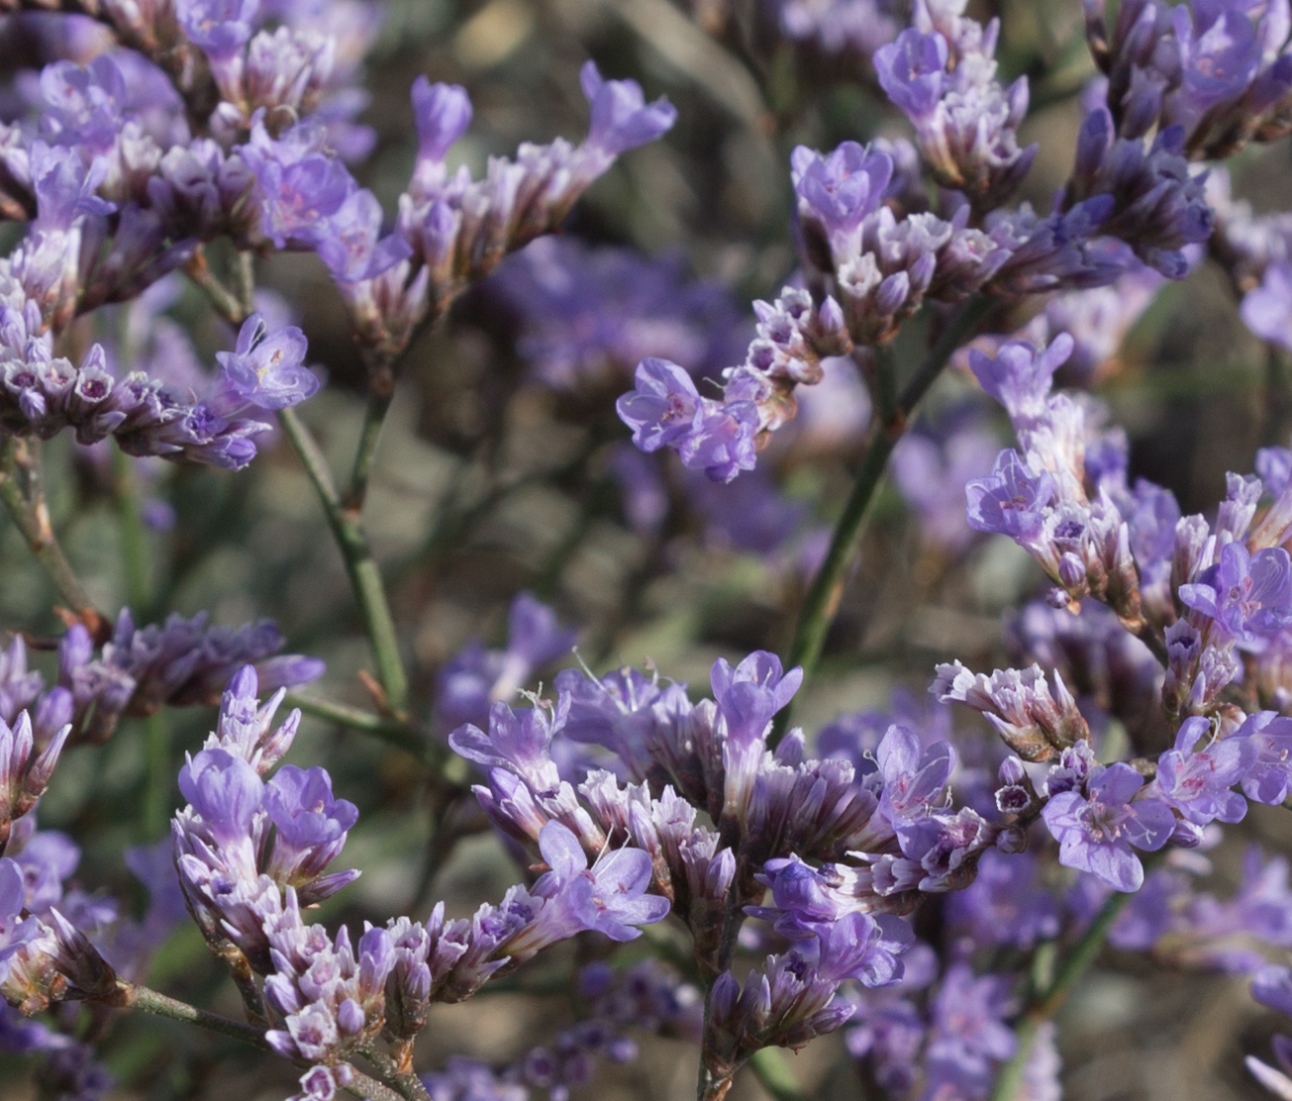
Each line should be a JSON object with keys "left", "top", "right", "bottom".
{"left": 277, "top": 408, "right": 410, "bottom": 716}
{"left": 285, "top": 693, "right": 427, "bottom": 757}
{"left": 125, "top": 984, "right": 404, "bottom": 1101}
{"left": 141, "top": 712, "right": 170, "bottom": 838}
{"left": 110, "top": 448, "right": 171, "bottom": 837}
{"left": 747, "top": 1048, "right": 805, "bottom": 1101}
{"left": 0, "top": 438, "right": 105, "bottom": 637}
{"left": 345, "top": 379, "right": 395, "bottom": 514}
{"left": 773, "top": 297, "right": 994, "bottom": 745}
{"left": 185, "top": 249, "right": 246, "bottom": 326}
{"left": 111, "top": 433, "right": 151, "bottom": 615}
{"left": 987, "top": 855, "right": 1162, "bottom": 1101}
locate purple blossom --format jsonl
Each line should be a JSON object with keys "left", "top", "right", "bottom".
{"left": 964, "top": 451, "right": 1056, "bottom": 545}
{"left": 1179, "top": 542, "right": 1292, "bottom": 647}
{"left": 616, "top": 358, "right": 703, "bottom": 453}
{"left": 873, "top": 29, "right": 948, "bottom": 118}
{"left": 710, "top": 652, "right": 802, "bottom": 749}
{"left": 209, "top": 313, "right": 317, "bottom": 415}
{"left": 177, "top": 748, "right": 264, "bottom": 846}
{"left": 1041, "top": 762, "right": 1175, "bottom": 891}
{"left": 791, "top": 141, "right": 893, "bottom": 244}
{"left": 179, "top": 0, "right": 262, "bottom": 59}
{"left": 410, "top": 78, "right": 472, "bottom": 169}
{"left": 1237, "top": 711, "right": 1292, "bottom": 805}
{"left": 263, "top": 766, "right": 359, "bottom": 885}
{"left": 874, "top": 724, "right": 954, "bottom": 825}
{"left": 1242, "top": 261, "right": 1292, "bottom": 352}
{"left": 1152, "top": 716, "right": 1255, "bottom": 825}
{"left": 579, "top": 62, "right": 677, "bottom": 159}
{"left": 536, "top": 821, "right": 669, "bottom": 942}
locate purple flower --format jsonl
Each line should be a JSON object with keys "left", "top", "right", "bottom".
{"left": 1241, "top": 261, "right": 1292, "bottom": 353}
{"left": 411, "top": 78, "right": 473, "bottom": 167}
{"left": 616, "top": 358, "right": 701, "bottom": 452}
{"left": 1179, "top": 542, "right": 1292, "bottom": 647}
{"left": 263, "top": 766, "right": 359, "bottom": 885}
{"left": 1042, "top": 762, "right": 1175, "bottom": 891}
{"left": 874, "top": 29, "right": 948, "bottom": 118}
{"left": 791, "top": 141, "right": 893, "bottom": 240}
{"left": 177, "top": 747, "right": 264, "bottom": 846}
{"left": 710, "top": 652, "right": 802, "bottom": 749}
{"left": 536, "top": 821, "right": 669, "bottom": 942}
{"left": 1238, "top": 711, "right": 1292, "bottom": 805}
{"left": 179, "top": 0, "right": 262, "bottom": 58}
{"left": 965, "top": 451, "right": 1056, "bottom": 544}
{"left": 579, "top": 63, "right": 677, "bottom": 158}
{"left": 677, "top": 400, "right": 759, "bottom": 483}
{"left": 209, "top": 313, "right": 316, "bottom": 415}
{"left": 1153, "top": 716, "right": 1255, "bottom": 825}
{"left": 450, "top": 698, "right": 566, "bottom": 795}
{"left": 874, "top": 724, "right": 954, "bottom": 824}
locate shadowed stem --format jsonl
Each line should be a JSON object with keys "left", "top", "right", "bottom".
{"left": 278, "top": 407, "right": 411, "bottom": 716}
{"left": 0, "top": 437, "right": 106, "bottom": 639}
{"left": 748, "top": 1048, "right": 806, "bottom": 1101}
{"left": 111, "top": 447, "right": 172, "bottom": 838}
{"left": 124, "top": 984, "right": 406, "bottom": 1101}
{"left": 986, "top": 852, "right": 1163, "bottom": 1101}
{"left": 285, "top": 693, "right": 426, "bottom": 756}
{"left": 345, "top": 371, "right": 396, "bottom": 513}
{"left": 773, "top": 297, "right": 996, "bottom": 745}
{"left": 186, "top": 256, "right": 412, "bottom": 716}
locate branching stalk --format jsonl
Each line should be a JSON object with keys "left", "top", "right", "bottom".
{"left": 277, "top": 408, "right": 411, "bottom": 716}
{"left": 0, "top": 437, "right": 106, "bottom": 639}
{"left": 773, "top": 297, "right": 996, "bottom": 743}
{"left": 125, "top": 983, "right": 406, "bottom": 1101}
{"left": 987, "top": 854, "right": 1162, "bottom": 1101}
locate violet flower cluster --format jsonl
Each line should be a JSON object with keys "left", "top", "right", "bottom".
{"left": 167, "top": 667, "right": 671, "bottom": 1101}
{"left": 615, "top": 0, "right": 1226, "bottom": 481}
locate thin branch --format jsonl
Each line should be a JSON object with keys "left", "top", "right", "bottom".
{"left": 285, "top": 693, "right": 433, "bottom": 760}
{"left": 747, "top": 1048, "right": 806, "bottom": 1101}
{"left": 987, "top": 853, "right": 1163, "bottom": 1101}
{"left": 0, "top": 437, "right": 106, "bottom": 639}
{"left": 277, "top": 408, "right": 410, "bottom": 716}
{"left": 124, "top": 984, "right": 406, "bottom": 1101}
{"left": 772, "top": 297, "right": 996, "bottom": 744}
{"left": 344, "top": 374, "right": 396, "bottom": 514}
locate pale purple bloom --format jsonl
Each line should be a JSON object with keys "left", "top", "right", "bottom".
{"left": 1042, "top": 763, "right": 1175, "bottom": 891}
{"left": 1179, "top": 542, "right": 1292, "bottom": 647}
{"left": 1242, "top": 261, "right": 1292, "bottom": 352}
{"left": 179, "top": 0, "right": 262, "bottom": 58}
{"left": 874, "top": 29, "right": 947, "bottom": 118}
{"left": 617, "top": 358, "right": 703, "bottom": 453}
{"left": 1153, "top": 716, "right": 1255, "bottom": 825}
{"left": 450, "top": 698, "right": 567, "bottom": 795}
{"left": 791, "top": 140, "right": 893, "bottom": 244}
{"left": 964, "top": 451, "right": 1056, "bottom": 544}
{"left": 177, "top": 748, "right": 264, "bottom": 846}
{"left": 536, "top": 821, "right": 669, "bottom": 942}
{"left": 579, "top": 62, "right": 677, "bottom": 159}
{"left": 874, "top": 724, "right": 954, "bottom": 824}
{"left": 711, "top": 652, "right": 802, "bottom": 748}
{"left": 1237, "top": 711, "right": 1292, "bottom": 805}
